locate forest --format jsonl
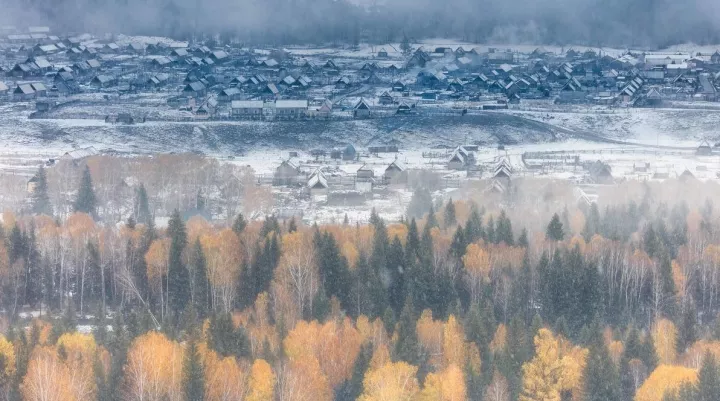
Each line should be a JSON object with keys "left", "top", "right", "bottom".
{"left": 3, "top": 158, "right": 720, "bottom": 401}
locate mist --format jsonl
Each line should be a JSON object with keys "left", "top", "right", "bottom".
{"left": 4, "top": 0, "right": 720, "bottom": 47}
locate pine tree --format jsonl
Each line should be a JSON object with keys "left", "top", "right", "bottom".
{"left": 496, "top": 210, "right": 514, "bottom": 245}
{"left": 485, "top": 216, "right": 495, "bottom": 244}
{"left": 167, "top": 210, "right": 189, "bottom": 315}
{"left": 337, "top": 343, "right": 372, "bottom": 401}
{"left": 134, "top": 184, "right": 151, "bottom": 224}
{"left": 287, "top": 217, "right": 297, "bottom": 233}
{"left": 30, "top": 165, "right": 52, "bottom": 215}
{"left": 394, "top": 297, "right": 419, "bottom": 364}
{"left": 698, "top": 352, "right": 720, "bottom": 401}
{"left": 190, "top": 239, "right": 210, "bottom": 317}
{"left": 232, "top": 213, "right": 247, "bottom": 235}
{"left": 426, "top": 206, "right": 438, "bottom": 229}
{"left": 584, "top": 322, "right": 622, "bottom": 401}
{"left": 677, "top": 303, "right": 697, "bottom": 354}
{"left": 407, "top": 187, "right": 433, "bottom": 220}
{"left": 444, "top": 198, "right": 457, "bottom": 228}
{"left": 316, "top": 232, "right": 351, "bottom": 309}
{"left": 183, "top": 338, "right": 205, "bottom": 401}
{"left": 546, "top": 213, "right": 565, "bottom": 241}
{"left": 208, "top": 312, "right": 250, "bottom": 358}
{"left": 518, "top": 227, "right": 529, "bottom": 247}
{"left": 386, "top": 236, "right": 406, "bottom": 313}
{"left": 73, "top": 165, "right": 97, "bottom": 217}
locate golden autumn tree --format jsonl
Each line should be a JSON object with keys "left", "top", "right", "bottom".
{"left": 442, "top": 315, "right": 467, "bottom": 369}
{"left": 56, "top": 332, "right": 104, "bottom": 401}
{"left": 247, "top": 359, "right": 275, "bottom": 401}
{"left": 274, "top": 231, "right": 318, "bottom": 322}
{"left": 359, "top": 361, "right": 420, "bottom": 401}
{"left": 276, "top": 354, "right": 333, "bottom": 401}
{"left": 652, "top": 318, "right": 678, "bottom": 365}
{"left": 490, "top": 324, "right": 507, "bottom": 354}
{"left": 634, "top": 365, "right": 697, "bottom": 401}
{"left": 519, "top": 328, "right": 586, "bottom": 401}
{"left": 145, "top": 238, "right": 170, "bottom": 318}
{"left": 201, "top": 228, "right": 243, "bottom": 311}
{"left": 283, "top": 318, "right": 362, "bottom": 389}
{"left": 22, "top": 347, "right": 73, "bottom": 401}
{"left": 0, "top": 334, "right": 16, "bottom": 386}
{"left": 419, "top": 364, "right": 466, "bottom": 401}
{"left": 198, "top": 344, "right": 249, "bottom": 401}
{"left": 124, "top": 331, "right": 183, "bottom": 401}
{"left": 463, "top": 243, "right": 491, "bottom": 303}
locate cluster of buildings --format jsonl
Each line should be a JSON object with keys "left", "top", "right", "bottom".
{"left": 2, "top": 26, "right": 720, "bottom": 120}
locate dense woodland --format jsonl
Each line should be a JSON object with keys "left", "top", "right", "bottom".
{"left": 8, "top": 0, "right": 720, "bottom": 47}
{"left": 3, "top": 160, "right": 720, "bottom": 401}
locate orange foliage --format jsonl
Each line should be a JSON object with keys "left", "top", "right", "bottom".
{"left": 247, "top": 359, "right": 275, "bottom": 401}
{"left": 124, "top": 331, "right": 183, "bottom": 401}
{"left": 359, "top": 361, "right": 420, "bottom": 401}
{"left": 652, "top": 318, "right": 678, "bottom": 365}
{"left": 634, "top": 365, "right": 697, "bottom": 401}
{"left": 283, "top": 318, "right": 362, "bottom": 388}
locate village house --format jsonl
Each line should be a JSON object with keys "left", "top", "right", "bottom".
{"left": 231, "top": 100, "right": 264, "bottom": 118}
{"left": 275, "top": 100, "right": 308, "bottom": 119}
{"left": 353, "top": 98, "right": 371, "bottom": 119}
{"left": 447, "top": 146, "right": 475, "bottom": 170}
{"left": 383, "top": 160, "right": 406, "bottom": 183}
{"left": 183, "top": 81, "right": 207, "bottom": 97}
{"left": 91, "top": 75, "right": 116, "bottom": 88}
{"left": 13, "top": 84, "right": 35, "bottom": 100}
{"left": 308, "top": 170, "right": 329, "bottom": 196}
{"left": 273, "top": 160, "right": 300, "bottom": 185}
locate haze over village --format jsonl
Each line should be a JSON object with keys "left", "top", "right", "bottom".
{"left": 2, "top": 2, "right": 720, "bottom": 401}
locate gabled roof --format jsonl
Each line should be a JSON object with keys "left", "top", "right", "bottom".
{"left": 354, "top": 98, "right": 371, "bottom": 110}
{"left": 308, "top": 170, "right": 328, "bottom": 189}
{"left": 14, "top": 84, "right": 34, "bottom": 94}
{"left": 184, "top": 81, "right": 206, "bottom": 92}
{"left": 386, "top": 160, "right": 405, "bottom": 172}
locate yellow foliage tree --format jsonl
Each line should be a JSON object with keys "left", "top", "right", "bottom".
{"left": 124, "top": 331, "right": 183, "bottom": 401}
{"left": 652, "top": 318, "right": 678, "bottom": 365}
{"left": 0, "top": 334, "right": 16, "bottom": 385}
{"left": 634, "top": 365, "right": 697, "bottom": 401}
{"left": 359, "top": 361, "right": 420, "bottom": 401}
{"left": 490, "top": 324, "right": 507, "bottom": 354}
{"left": 442, "top": 315, "right": 467, "bottom": 369}
{"left": 22, "top": 346, "right": 73, "bottom": 401}
{"left": 283, "top": 318, "right": 362, "bottom": 388}
{"left": 419, "top": 364, "right": 466, "bottom": 401}
{"left": 519, "top": 329, "right": 587, "bottom": 401}
{"left": 463, "top": 243, "right": 491, "bottom": 303}
{"left": 56, "top": 332, "right": 103, "bottom": 400}
{"left": 247, "top": 359, "right": 275, "bottom": 401}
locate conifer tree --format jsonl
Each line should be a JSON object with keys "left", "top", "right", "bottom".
{"left": 486, "top": 215, "right": 495, "bottom": 244}
{"left": 232, "top": 213, "right": 247, "bottom": 235}
{"left": 426, "top": 205, "right": 439, "bottom": 229}
{"left": 394, "top": 297, "right": 419, "bottom": 364}
{"left": 134, "top": 184, "right": 151, "bottom": 224}
{"left": 546, "top": 213, "right": 565, "bottom": 241}
{"left": 518, "top": 227, "right": 529, "bottom": 247}
{"left": 30, "top": 165, "right": 52, "bottom": 216}
{"left": 496, "top": 210, "right": 514, "bottom": 245}
{"left": 444, "top": 198, "right": 457, "bottom": 228}
{"left": 183, "top": 337, "right": 205, "bottom": 401}
{"left": 167, "top": 209, "right": 189, "bottom": 315}
{"left": 190, "top": 239, "right": 210, "bottom": 317}
{"left": 74, "top": 165, "right": 97, "bottom": 217}
{"left": 698, "top": 352, "right": 720, "bottom": 401}
{"left": 584, "top": 321, "right": 622, "bottom": 401}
